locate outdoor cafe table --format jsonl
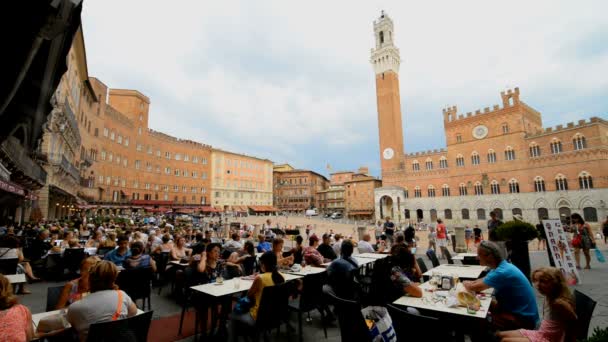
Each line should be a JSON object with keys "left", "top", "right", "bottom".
{"left": 190, "top": 272, "right": 303, "bottom": 298}
{"left": 356, "top": 253, "right": 389, "bottom": 260}
{"left": 452, "top": 253, "right": 478, "bottom": 261}
{"left": 393, "top": 282, "right": 494, "bottom": 319}
{"left": 423, "top": 264, "right": 488, "bottom": 280}
{"left": 321, "top": 256, "right": 376, "bottom": 268}
{"left": 6, "top": 274, "right": 26, "bottom": 284}
{"left": 282, "top": 266, "right": 326, "bottom": 276}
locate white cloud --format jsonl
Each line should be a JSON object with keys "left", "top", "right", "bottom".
{"left": 82, "top": 0, "right": 608, "bottom": 173}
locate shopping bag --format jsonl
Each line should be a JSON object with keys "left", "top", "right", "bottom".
{"left": 595, "top": 248, "right": 606, "bottom": 263}
{"left": 361, "top": 306, "right": 397, "bottom": 342}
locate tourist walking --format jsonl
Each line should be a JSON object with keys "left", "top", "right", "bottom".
{"left": 435, "top": 219, "right": 447, "bottom": 258}
{"left": 571, "top": 213, "right": 595, "bottom": 270}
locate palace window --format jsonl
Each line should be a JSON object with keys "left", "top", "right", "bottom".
{"left": 174, "top": 169, "right": 180, "bottom": 176}
{"left": 184, "top": 155, "right": 190, "bottom": 162}
{"left": 471, "top": 152, "right": 480, "bottom": 165}
{"left": 425, "top": 159, "right": 433, "bottom": 170}
{"left": 477, "top": 208, "right": 486, "bottom": 220}
{"left": 414, "top": 186, "right": 422, "bottom": 198}
{"left": 444, "top": 209, "right": 452, "bottom": 219}
{"left": 442, "top": 184, "right": 450, "bottom": 196}
{"left": 165, "top": 167, "right": 171, "bottom": 174}
{"left": 175, "top": 153, "right": 182, "bottom": 161}
{"left": 439, "top": 157, "right": 448, "bottom": 169}
{"left": 474, "top": 182, "right": 483, "bottom": 195}
{"left": 583, "top": 207, "right": 598, "bottom": 222}
{"left": 490, "top": 180, "right": 500, "bottom": 194}
{"left": 136, "top": 144, "right": 142, "bottom": 151}
{"left": 147, "top": 145, "right": 152, "bottom": 154}
{"left": 124, "top": 138, "right": 129, "bottom": 147}
{"left": 502, "top": 123, "right": 509, "bottom": 134}
{"left": 202, "top": 172, "right": 208, "bottom": 180}
{"left": 427, "top": 185, "right": 436, "bottom": 197}
{"left": 456, "top": 134, "right": 462, "bottom": 143}
{"left": 412, "top": 161, "right": 420, "bottom": 171}
{"left": 529, "top": 143, "right": 541, "bottom": 157}
{"left": 174, "top": 185, "right": 179, "bottom": 192}
{"left": 504, "top": 146, "right": 516, "bottom": 161}
{"left": 117, "top": 135, "right": 122, "bottom": 144}
{"left": 101, "top": 150, "right": 106, "bottom": 161}
{"left": 165, "top": 151, "right": 171, "bottom": 159}
{"left": 459, "top": 183, "right": 467, "bottom": 196}
{"left": 487, "top": 150, "right": 497, "bottom": 163}
{"left": 403, "top": 189, "right": 409, "bottom": 198}
{"left": 578, "top": 172, "right": 593, "bottom": 190}
{"left": 573, "top": 134, "right": 587, "bottom": 151}
{"left": 146, "top": 162, "right": 152, "bottom": 171}
{"left": 202, "top": 157, "right": 208, "bottom": 165}
{"left": 550, "top": 139, "right": 562, "bottom": 154}
{"left": 456, "top": 155, "right": 465, "bottom": 167}
{"left": 555, "top": 174, "right": 568, "bottom": 191}
{"left": 461, "top": 209, "right": 470, "bottom": 220}
{"left": 110, "top": 131, "right": 115, "bottom": 141}
{"left": 103, "top": 128, "right": 109, "bottom": 137}
{"left": 192, "top": 156, "right": 198, "bottom": 163}
{"left": 509, "top": 179, "right": 520, "bottom": 193}
{"left": 534, "top": 176, "right": 546, "bottom": 192}
{"left": 135, "top": 160, "right": 140, "bottom": 170}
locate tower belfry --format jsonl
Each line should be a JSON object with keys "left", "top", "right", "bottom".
{"left": 371, "top": 11, "right": 405, "bottom": 174}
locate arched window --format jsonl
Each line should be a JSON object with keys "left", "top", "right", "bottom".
{"left": 461, "top": 208, "right": 470, "bottom": 220}
{"left": 509, "top": 179, "right": 520, "bottom": 193}
{"left": 427, "top": 185, "right": 436, "bottom": 197}
{"left": 412, "top": 160, "right": 420, "bottom": 171}
{"left": 444, "top": 209, "right": 453, "bottom": 220}
{"left": 550, "top": 138, "right": 563, "bottom": 154}
{"left": 430, "top": 209, "right": 438, "bottom": 221}
{"left": 573, "top": 134, "right": 587, "bottom": 151}
{"left": 583, "top": 207, "right": 598, "bottom": 222}
{"left": 425, "top": 158, "right": 433, "bottom": 170}
{"left": 502, "top": 123, "right": 509, "bottom": 134}
{"left": 471, "top": 151, "right": 480, "bottom": 165}
{"left": 529, "top": 142, "right": 541, "bottom": 157}
{"left": 493, "top": 208, "right": 503, "bottom": 220}
{"left": 474, "top": 182, "right": 483, "bottom": 195}
{"left": 477, "top": 208, "right": 486, "bottom": 220}
{"left": 578, "top": 171, "right": 593, "bottom": 189}
{"left": 555, "top": 174, "right": 568, "bottom": 191}
{"left": 504, "top": 146, "right": 516, "bottom": 161}
{"left": 404, "top": 209, "right": 410, "bottom": 219}
{"left": 456, "top": 154, "right": 465, "bottom": 167}
{"left": 404, "top": 187, "right": 409, "bottom": 198}
{"left": 442, "top": 184, "right": 450, "bottom": 196}
{"left": 512, "top": 208, "right": 523, "bottom": 218}
{"left": 459, "top": 183, "right": 467, "bottom": 196}
{"left": 439, "top": 156, "right": 448, "bottom": 169}
{"left": 490, "top": 180, "right": 500, "bottom": 194}
{"left": 534, "top": 176, "right": 546, "bottom": 192}
{"left": 414, "top": 186, "right": 422, "bottom": 198}
{"left": 487, "top": 149, "right": 497, "bottom": 163}
{"left": 537, "top": 208, "right": 549, "bottom": 221}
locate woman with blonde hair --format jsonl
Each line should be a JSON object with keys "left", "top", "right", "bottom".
{"left": 56, "top": 256, "right": 100, "bottom": 309}
{"left": 272, "top": 237, "right": 293, "bottom": 268}
{"left": 67, "top": 261, "right": 137, "bottom": 341}
{"left": 0, "top": 274, "right": 34, "bottom": 341}
{"left": 100, "top": 232, "right": 117, "bottom": 248}
{"left": 498, "top": 267, "right": 577, "bottom": 342}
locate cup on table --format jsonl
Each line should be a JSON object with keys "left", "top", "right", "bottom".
{"left": 233, "top": 278, "right": 240, "bottom": 289}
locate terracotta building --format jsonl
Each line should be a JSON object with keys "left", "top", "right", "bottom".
{"left": 273, "top": 167, "right": 329, "bottom": 213}
{"left": 345, "top": 173, "right": 382, "bottom": 220}
{"left": 372, "top": 12, "right": 608, "bottom": 227}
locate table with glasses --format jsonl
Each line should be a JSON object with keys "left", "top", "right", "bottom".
{"left": 452, "top": 253, "right": 478, "bottom": 261}
{"left": 422, "top": 264, "right": 487, "bottom": 280}
{"left": 393, "top": 282, "right": 494, "bottom": 319}
{"left": 282, "top": 266, "right": 326, "bottom": 276}
{"left": 356, "top": 252, "right": 389, "bottom": 260}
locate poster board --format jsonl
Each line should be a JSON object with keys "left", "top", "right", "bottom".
{"left": 542, "top": 219, "right": 581, "bottom": 285}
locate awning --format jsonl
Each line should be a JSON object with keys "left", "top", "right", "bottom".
{"left": 0, "top": 178, "right": 25, "bottom": 196}
{"left": 201, "top": 207, "right": 221, "bottom": 213}
{"left": 248, "top": 206, "right": 280, "bottom": 212}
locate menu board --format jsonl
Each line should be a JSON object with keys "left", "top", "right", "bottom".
{"left": 542, "top": 219, "right": 581, "bottom": 285}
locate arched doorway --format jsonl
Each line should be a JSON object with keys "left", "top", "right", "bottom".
{"left": 379, "top": 196, "right": 394, "bottom": 219}
{"left": 404, "top": 209, "right": 410, "bottom": 219}
{"left": 416, "top": 209, "right": 423, "bottom": 222}
{"left": 430, "top": 209, "right": 438, "bottom": 222}
{"left": 559, "top": 207, "right": 571, "bottom": 225}
{"left": 537, "top": 208, "right": 548, "bottom": 221}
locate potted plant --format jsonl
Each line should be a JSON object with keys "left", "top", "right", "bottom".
{"left": 495, "top": 220, "right": 538, "bottom": 281}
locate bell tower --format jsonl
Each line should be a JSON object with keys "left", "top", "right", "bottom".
{"left": 371, "top": 11, "right": 405, "bottom": 175}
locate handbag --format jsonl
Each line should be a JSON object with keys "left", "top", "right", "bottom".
{"left": 571, "top": 234, "right": 582, "bottom": 248}
{"left": 595, "top": 248, "right": 606, "bottom": 263}
{"left": 234, "top": 296, "right": 253, "bottom": 314}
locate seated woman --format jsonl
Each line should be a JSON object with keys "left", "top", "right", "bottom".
{"left": 170, "top": 236, "right": 192, "bottom": 262}
{"left": 99, "top": 232, "right": 117, "bottom": 249}
{"left": 153, "top": 234, "right": 173, "bottom": 254}
{"left": 272, "top": 238, "right": 293, "bottom": 268}
{"left": 85, "top": 230, "right": 103, "bottom": 248}
{"left": 289, "top": 235, "right": 304, "bottom": 265}
{"left": 230, "top": 252, "right": 285, "bottom": 341}
{"left": 56, "top": 256, "right": 101, "bottom": 309}
{"left": 67, "top": 238, "right": 81, "bottom": 249}
{"left": 390, "top": 244, "right": 422, "bottom": 298}
{"left": 67, "top": 261, "right": 138, "bottom": 342}
{"left": 60, "top": 231, "right": 75, "bottom": 248}
{"left": 196, "top": 243, "right": 224, "bottom": 283}
{"left": 498, "top": 267, "right": 577, "bottom": 342}
{"left": 123, "top": 241, "right": 157, "bottom": 272}
{"left": 0, "top": 274, "right": 34, "bottom": 341}
{"left": 0, "top": 236, "right": 39, "bottom": 293}
{"left": 226, "top": 241, "right": 257, "bottom": 276}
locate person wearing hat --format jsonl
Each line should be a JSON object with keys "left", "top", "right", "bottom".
{"left": 303, "top": 235, "right": 327, "bottom": 267}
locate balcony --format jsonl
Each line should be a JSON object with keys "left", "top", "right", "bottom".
{"left": 48, "top": 153, "right": 80, "bottom": 181}
{"left": 0, "top": 136, "right": 46, "bottom": 188}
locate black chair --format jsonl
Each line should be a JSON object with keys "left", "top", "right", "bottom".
{"left": 462, "top": 256, "right": 480, "bottom": 265}
{"left": 288, "top": 272, "right": 329, "bottom": 341}
{"left": 364, "top": 257, "right": 399, "bottom": 306}
{"left": 574, "top": 290, "right": 597, "bottom": 340}
{"left": 152, "top": 252, "right": 170, "bottom": 294}
{"left": 426, "top": 249, "right": 440, "bottom": 268}
{"left": 440, "top": 246, "right": 454, "bottom": 264}
{"left": 322, "top": 285, "right": 371, "bottom": 342}
{"left": 416, "top": 257, "right": 428, "bottom": 274}
{"left": 116, "top": 267, "right": 154, "bottom": 311}
{"left": 63, "top": 248, "right": 86, "bottom": 276}
{"left": 0, "top": 258, "right": 19, "bottom": 275}
{"left": 46, "top": 285, "right": 65, "bottom": 311}
{"left": 387, "top": 304, "right": 451, "bottom": 341}
{"left": 87, "top": 310, "right": 153, "bottom": 342}
{"left": 96, "top": 246, "right": 115, "bottom": 257}
{"left": 242, "top": 255, "right": 257, "bottom": 276}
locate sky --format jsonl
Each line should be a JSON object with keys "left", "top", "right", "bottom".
{"left": 82, "top": 1, "right": 608, "bottom": 178}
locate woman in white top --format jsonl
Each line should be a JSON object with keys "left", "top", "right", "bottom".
{"left": 0, "top": 236, "right": 39, "bottom": 293}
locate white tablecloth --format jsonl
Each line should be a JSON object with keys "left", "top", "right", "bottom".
{"left": 190, "top": 273, "right": 302, "bottom": 297}
{"left": 423, "top": 264, "right": 487, "bottom": 279}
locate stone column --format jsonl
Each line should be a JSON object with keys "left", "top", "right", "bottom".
{"left": 37, "top": 185, "right": 51, "bottom": 221}
{"left": 454, "top": 226, "right": 467, "bottom": 253}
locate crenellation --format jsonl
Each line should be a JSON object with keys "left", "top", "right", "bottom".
{"left": 475, "top": 109, "right": 481, "bottom": 115}
{"left": 567, "top": 122, "right": 574, "bottom": 128}
{"left": 467, "top": 112, "right": 472, "bottom": 117}
{"left": 484, "top": 107, "right": 490, "bottom": 113}
{"left": 578, "top": 119, "right": 586, "bottom": 126}
{"left": 556, "top": 125, "right": 563, "bottom": 130}
{"left": 493, "top": 105, "right": 500, "bottom": 111}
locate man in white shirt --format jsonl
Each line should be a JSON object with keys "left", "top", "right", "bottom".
{"left": 223, "top": 232, "right": 243, "bottom": 250}
{"left": 357, "top": 233, "right": 375, "bottom": 253}
{"left": 332, "top": 234, "right": 343, "bottom": 257}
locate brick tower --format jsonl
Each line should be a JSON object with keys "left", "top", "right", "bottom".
{"left": 371, "top": 11, "right": 405, "bottom": 176}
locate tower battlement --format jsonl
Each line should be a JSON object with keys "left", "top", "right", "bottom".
{"left": 444, "top": 87, "right": 521, "bottom": 123}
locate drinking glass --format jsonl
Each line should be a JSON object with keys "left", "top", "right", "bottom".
{"left": 233, "top": 278, "right": 240, "bottom": 289}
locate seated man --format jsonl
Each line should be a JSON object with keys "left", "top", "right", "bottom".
{"left": 303, "top": 235, "right": 327, "bottom": 267}
{"left": 256, "top": 234, "right": 272, "bottom": 253}
{"left": 104, "top": 235, "right": 131, "bottom": 267}
{"left": 223, "top": 233, "right": 243, "bottom": 250}
{"left": 327, "top": 240, "right": 359, "bottom": 300}
{"left": 316, "top": 234, "right": 337, "bottom": 261}
{"left": 357, "top": 234, "right": 375, "bottom": 253}
{"left": 463, "top": 240, "right": 539, "bottom": 331}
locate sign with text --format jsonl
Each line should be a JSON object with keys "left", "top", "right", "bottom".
{"left": 542, "top": 219, "right": 581, "bottom": 285}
